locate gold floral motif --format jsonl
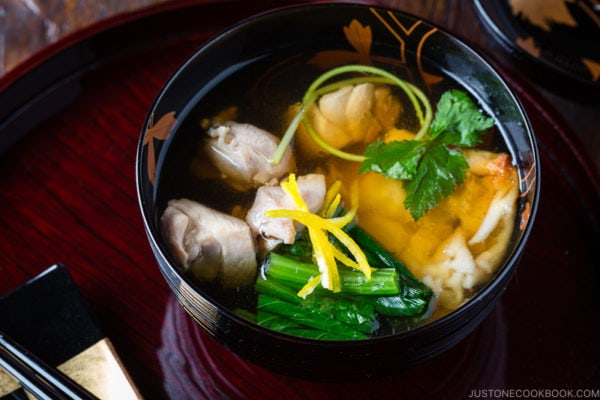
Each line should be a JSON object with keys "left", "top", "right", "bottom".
{"left": 510, "top": 0, "right": 578, "bottom": 31}
{"left": 144, "top": 111, "right": 176, "bottom": 185}
{"left": 370, "top": 11, "right": 422, "bottom": 64}
{"left": 343, "top": 19, "right": 373, "bottom": 65}
{"left": 309, "top": 10, "right": 443, "bottom": 87}
{"left": 519, "top": 163, "right": 537, "bottom": 231}
{"left": 369, "top": 8, "right": 443, "bottom": 86}
{"left": 416, "top": 28, "right": 444, "bottom": 86}
{"left": 582, "top": 57, "right": 600, "bottom": 81}
{"left": 308, "top": 20, "right": 374, "bottom": 67}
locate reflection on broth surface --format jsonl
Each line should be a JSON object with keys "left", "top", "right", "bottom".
{"left": 156, "top": 56, "right": 519, "bottom": 339}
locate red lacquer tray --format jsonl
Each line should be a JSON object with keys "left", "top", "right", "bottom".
{"left": 1, "top": 1, "right": 598, "bottom": 398}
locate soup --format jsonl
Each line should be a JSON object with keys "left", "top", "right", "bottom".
{"left": 155, "top": 54, "right": 519, "bottom": 339}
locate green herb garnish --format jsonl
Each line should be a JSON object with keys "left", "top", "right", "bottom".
{"left": 272, "top": 65, "right": 494, "bottom": 221}
{"left": 361, "top": 90, "right": 494, "bottom": 220}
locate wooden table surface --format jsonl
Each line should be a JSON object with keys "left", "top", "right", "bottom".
{"left": 1, "top": 1, "right": 599, "bottom": 399}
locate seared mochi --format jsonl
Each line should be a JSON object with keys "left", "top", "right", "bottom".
{"left": 161, "top": 198, "right": 257, "bottom": 288}
{"left": 204, "top": 121, "right": 295, "bottom": 191}
{"left": 246, "top": 174, "right": 326, "bottom": 253}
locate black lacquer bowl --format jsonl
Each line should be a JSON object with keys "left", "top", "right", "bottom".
{"left": 136, "top": 2, "right": 539, "bottom": 379}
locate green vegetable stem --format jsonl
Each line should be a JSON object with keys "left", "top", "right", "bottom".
{"left": 266, "top": 252, "right": 399, "bottom": 296}
{"left": 252, "top": 227, "right": 435, "bottom": 340}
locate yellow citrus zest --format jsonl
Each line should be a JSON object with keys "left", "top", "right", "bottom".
{"left": 266, "top": 174, "right": 372, "bottom": 295}
{"left": 297, "top": 274, "right": 322, "bottom": 299}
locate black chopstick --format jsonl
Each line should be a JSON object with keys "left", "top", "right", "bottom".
{"left": 0, "top": 331, "right": 99, "bottom": 400}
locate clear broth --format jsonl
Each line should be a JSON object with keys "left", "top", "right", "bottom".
{"left": 155, "top": 51, "right": 513, "bottom": 336}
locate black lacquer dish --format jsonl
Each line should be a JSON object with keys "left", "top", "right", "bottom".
{"left": 473, "top": 0, "right": 600, "bottom": 97}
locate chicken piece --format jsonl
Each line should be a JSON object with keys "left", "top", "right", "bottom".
{"left": 204, "top": 121, "right": 295, "bottom": 191}
{"left": 246, "top": 174, "right": 326, "bottom": 253}
{"left": 161, "top": 198, "right": 257, "bottom": 288}
{"left": 294, "top": 83, "right": 401, "bottom": 158}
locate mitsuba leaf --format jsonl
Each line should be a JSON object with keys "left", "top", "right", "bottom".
{"left": 359, "top": 89, "right": 493, "bottom": 220}
{"left": 360, "top": 140, "right": 426, "bottom": 180}
{"left": 429, "top": 90, "right": 494, "bottom": 147}
{"left": 403, "top": 144, "right": 468, "bottom": 220}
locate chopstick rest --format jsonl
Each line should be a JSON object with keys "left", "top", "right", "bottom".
{"left": 0, "top": 264, "right": 142, "bottom": 399}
